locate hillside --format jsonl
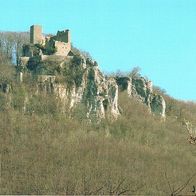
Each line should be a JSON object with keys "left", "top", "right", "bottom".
{"left": 0, "top": 30, "right": 196, "bottom": 195}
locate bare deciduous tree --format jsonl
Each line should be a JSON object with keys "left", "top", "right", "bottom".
{"left": 183, "top": 119, "right": 196, "bottom": 144}
{"left": 0, "top": 31, "right": 29, "bottom": 64}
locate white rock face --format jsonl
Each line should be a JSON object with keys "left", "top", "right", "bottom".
{"left": 150, "top": 94, "right": 166, "bottom": 118}
{"left": 17, "top": 25, "right": 166, "bottom": 120}
{"left": 127, "top": 79, "right": 132, "bottom": 97}
{"left": 36, "top": 67, "right": 166, "bottom": 119}
{"left": 36, "top": 58, "right": 120, "bottom": 119}
{"left": 107, "top": 78, "right": 120, "bottom": 118}
{"left": 116, "top": 76, "right": 166, "bottom": 118}
{"left": 18, "top": 47, "right": 166, "bottom": 119}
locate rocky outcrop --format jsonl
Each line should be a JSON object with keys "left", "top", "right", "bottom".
{"left": 17, "top": 50, "right": 167, "bottom": 119}
{"left": 16, "top": 25, "right": 166, "bottom": 120}
{"left": 34, "top": 57, "right": 120, "bottom": 119}
{"left": 18, "top": 50, "right": 166, "bottom": 119}
{"left": 116, "top": 76, "right": 166, "bottom": 118}
{"left": 150, "top": 94, "right": 166, "bottom": 117}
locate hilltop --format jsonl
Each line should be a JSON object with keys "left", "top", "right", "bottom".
{"left": 16, "top": 25, "right": 166, "bottom": 120}
{"left": 0, "top": 26, "right": 196, "bottom": 195}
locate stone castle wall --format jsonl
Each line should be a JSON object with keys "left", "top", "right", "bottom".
{"left": 29, "top": 25, "right": 71, "bottom": 56}
{"left": 54, "top": 41, "right": 71, "bottom": 56}
{"left": 54, "top": 30, "right": 70, "bottom": 43}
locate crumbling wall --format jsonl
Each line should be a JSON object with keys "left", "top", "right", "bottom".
{"left": 54, "top": 30, "right": 70, "bottom": 43}
{"left": 54, "top": 41, "right": 71, "bottom": 56}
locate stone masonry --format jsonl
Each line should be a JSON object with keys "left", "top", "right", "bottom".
{"left": 29, "top": 25, "right": 71, "bottom": 57}
{"left": 30, "top": 25, "right": 43, "bottom": 44}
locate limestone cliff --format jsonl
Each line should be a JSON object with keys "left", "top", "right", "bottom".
{"left": 22, "top": 55, "right": 120, "bottom": 119}
{"left": 18, "top": 53, "right": 166, "bottom": 119}
{"left": 15, "top": 25, "right": 166, "bottom": 120}
{"left": 116, "top": 76, "right": 166, "bottom": 118}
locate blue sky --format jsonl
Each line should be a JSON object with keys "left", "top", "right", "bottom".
{"left": 1, "top": 0, "right": 196, "bottom": 100}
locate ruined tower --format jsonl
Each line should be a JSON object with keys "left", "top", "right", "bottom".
{"left": 28, "top": 25, "right": 71, "bottom": 56}
{"left": 55, "top": 30, "right": 71, "bottom": 43}
{"left": 53, "top": 30, "right": 71, "bottom": 56}
{"left": 30, "top": 25, "right": 42, "bottom": 44}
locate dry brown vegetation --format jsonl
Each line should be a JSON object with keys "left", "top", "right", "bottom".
{"left": 0, "top": 40, "right": 196, "bottom": 195}
{"left": 0, "top": 88, "right": 196, "bottom": 195}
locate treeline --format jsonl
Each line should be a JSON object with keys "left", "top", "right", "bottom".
{"left": 0, "top": 31, "right": 29, "bottom": 65}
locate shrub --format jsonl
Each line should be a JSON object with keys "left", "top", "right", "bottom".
{"left": 26, "top": 56, "right": 41, "bottom": 72}
{"left": 63, "top": 55, "right": 84, "bottom": 88}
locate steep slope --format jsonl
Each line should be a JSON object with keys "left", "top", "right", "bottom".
{"left": 16, "top": 40, "right": 166, "bottom": 120}
{"left": 0, "top": 31, "right": 196, "bottom": 195}
{"left": 1, "top": 88, "right": 196, "bottom": 195}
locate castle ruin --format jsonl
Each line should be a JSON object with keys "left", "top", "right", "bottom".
{"left": 18, "top": 25, "right": 74, "bottom": 83}
{"left": 23, "top": 25, "right": 72, "bottom": 59}
{"left": 52, "top": 30, "right": 71, "bottom": 56}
